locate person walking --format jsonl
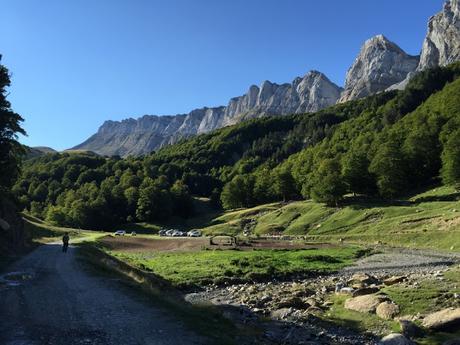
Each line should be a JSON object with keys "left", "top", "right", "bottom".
{"left": 62, "top": 232, "right": 70, "bottom": 253}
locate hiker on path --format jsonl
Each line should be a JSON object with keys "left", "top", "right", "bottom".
{"left": 62, "top": 232, "right": 70, "bottom": 253}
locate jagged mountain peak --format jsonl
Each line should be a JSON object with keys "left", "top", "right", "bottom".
{"left": 339, "top": 34, "right": 419, "bottom": 102}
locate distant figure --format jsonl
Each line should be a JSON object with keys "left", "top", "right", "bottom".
{"left": 62, "top": 232, "right": 70, "bottom": 253}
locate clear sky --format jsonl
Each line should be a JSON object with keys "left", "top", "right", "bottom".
{"left": 1, "top": 0, "right": 444, "bottom": 150}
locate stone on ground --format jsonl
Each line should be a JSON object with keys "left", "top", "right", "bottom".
{"left": 344, "top": 294, "right": 388, "bottom": 313}
{"left": 384, "top": 276, "right": 407, "bottom": 286}
{"left": 352, "top": 286, "right": 380, "bottom": 297}
{"left": 379, "top": 333, "right": 413, "bottom": 345}
{"left": 348, "top": 273, "right": 379, "bottom": 286}
{"left": 376, "top": 301, "right": 400, "bottom": 320}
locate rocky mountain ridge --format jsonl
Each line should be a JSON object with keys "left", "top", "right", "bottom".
{"left": 73, "top": 71, "right": 342, "bottom": 156}
{"left": 73, "top": 0, "right": 460, "bottom": 157}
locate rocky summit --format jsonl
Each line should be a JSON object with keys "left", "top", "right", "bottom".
{"left": 72, "top": 71, "right": 341, "bottom": 157}
{"left": 338, "top": 35, "right": 419, "bottom": 103}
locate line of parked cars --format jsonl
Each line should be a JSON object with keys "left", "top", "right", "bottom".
{"left": 114, "top": 230, "right": 136, "bottom": 236}
{"left": 159, "top": 229, "right": 201, "bottom": 237}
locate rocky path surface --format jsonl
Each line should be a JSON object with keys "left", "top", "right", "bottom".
{"left": 0, "top": 244, "right": 206, "bottom": 345}
{"left": 341, "top": 248, "right": 460, "bottom": 276}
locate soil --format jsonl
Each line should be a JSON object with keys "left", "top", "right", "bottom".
{"left": 100, "top": 235, "right": 339, "bottom": 253}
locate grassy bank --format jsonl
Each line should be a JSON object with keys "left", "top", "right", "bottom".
{"left": 109, "top": 246, "right": 365, "bottom": 288}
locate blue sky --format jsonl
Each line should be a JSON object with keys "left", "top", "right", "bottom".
{"left": 1, "top": 0, "right": 443, "bottom": 150}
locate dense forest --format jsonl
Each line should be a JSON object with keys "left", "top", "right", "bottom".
{"left": 14, "top": 63, "right": 460, "bottom": 230}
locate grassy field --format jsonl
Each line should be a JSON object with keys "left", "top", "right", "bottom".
{"left": 109, "top": 246, "right": 364, "bottom": 288}
{"left": 196, "top": 185, "right": 460, "bottom": 252}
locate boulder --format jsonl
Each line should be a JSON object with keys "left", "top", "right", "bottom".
{"left": 276, "top": 297, "right": 309, "bottom": 310}
{"left": 338, "top": 287, "right": 354, "bottom": 295}
{"left": 344, "top": 294, "right": 388, "bottom": 313}
{"left": 422, "top": 308, "right": 460, "bottom": 330}
{"left": 270, "top": 308, "right": 293, "bottom": 320}
{"left": 376, "top": 301, "right": 400, "bottom": 320}
{"left": 379, "top": 333, "right": 414, "bottom": 345}
{"left": 347, "top": 273, "right": 379, "bottom": 286}
{"left": 352, "top": 287, "right": 380, "bottom": 297}
{"left": 383, "top": 276, "right": 407, "bottom": 286}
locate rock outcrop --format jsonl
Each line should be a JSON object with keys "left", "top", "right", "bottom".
{"left": 73, "top": 71, "right": 342, "bottom": 156}
{"left": 388, "top": 0, "right": 460, "bottom": 91}
{"left": 418, "top": 0, "right": 460, "bottom": 70}
{"left": 339, "top": 35, "right": 419, "bottom": 103}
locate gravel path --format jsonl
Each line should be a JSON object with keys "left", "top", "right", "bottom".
{"left": 341, "top": 247, "right": 460, "bottom": 276}
{"left": 0, "top": 244, "right": 206, "bottom": 345}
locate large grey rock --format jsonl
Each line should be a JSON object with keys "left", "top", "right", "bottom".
{"left": 339, "top": 35, "right": 419, "bottom": 103}
{"left": 72, "top": 71, "right": 341, "bottom": 157}
{"left": 344, "top": 294, "right": 388, "bottom": 313}
{"left": 376, "top": 301, "right": 400, "bottom": 320}
{"left": 379, "top": 333, "right": 414, "bottom": 345}
{"left": 418, "top": 0, "right": 460, "bottom": 70}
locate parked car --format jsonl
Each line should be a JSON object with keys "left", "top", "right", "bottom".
{"left": 114, "top": 230, "right": 126, "bottom": 236}
{"left": 165, "top": 229, "right": 175, "bottom": 236}
{"left": 131, "top": 231, "right": 137, "bottom": 236}
{"left": 187, "top": 230, "right": 201, "bottom": 237}
{"left": 172, "top": 230, "right": 184, "bottom": 237}
{"left": 159, "top": 229, "right": 167, "bottom": 236}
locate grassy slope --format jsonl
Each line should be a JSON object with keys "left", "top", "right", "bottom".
{"left": 197, "top": 185, "right": 460, "bottom": 252}
{"left": 23, "top": 213, "right": 105, "bottom": 244}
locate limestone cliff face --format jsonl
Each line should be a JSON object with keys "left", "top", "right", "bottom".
{"left": 73, "top": 71, "right": 342, "bottom": 157}
{"left": 339, "top": 35, "right": 419, "bottom": 102}
{"left": 388, "top": 0, "right": 460, "bottom": 91}
{"left": 418, "top": 0, "right": 460, "bottom": 70}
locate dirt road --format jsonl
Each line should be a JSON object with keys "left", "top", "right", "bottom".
{"left": 0, "top": 244, "right": 206, "bottom": 345}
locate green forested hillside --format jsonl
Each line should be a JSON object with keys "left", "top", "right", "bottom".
{"left": 14, "top": 63, "right": 460, "bottom": 230}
